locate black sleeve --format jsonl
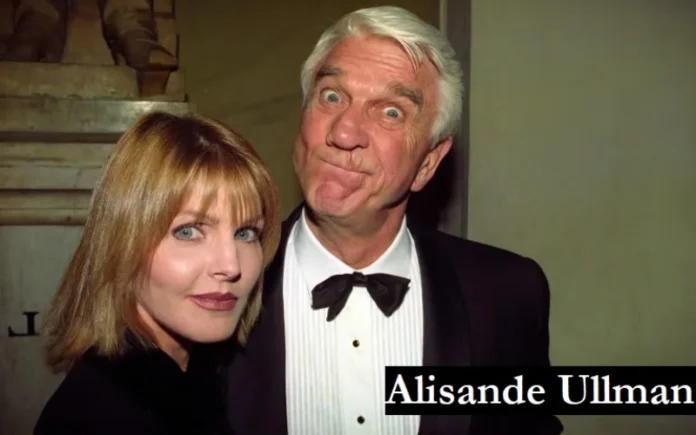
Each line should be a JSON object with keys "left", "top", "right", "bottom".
{"left": 523, "top": 257, "right": 564, "bottom": 434}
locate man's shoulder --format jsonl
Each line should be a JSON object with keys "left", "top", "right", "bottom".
{"left": 413, "top": 225, "right": 540, "bottom": 268}
{"left": 411, "top": 225, "right": 549, "bottom": 295}
{"left": 413, "top": 227, "right": 551, "bottom": 332}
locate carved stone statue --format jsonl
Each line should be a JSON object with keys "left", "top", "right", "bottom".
{"left": 0, "top": 0, "right": 189, "bottom": 227}
{"left": 2, "top": 0, "right": 68, "bottom": 62}
{"left": 0, "top": 0, "right": 178, "bottom": 96}
{"left": 101, "top": 0, "right": 177, "bottom": 70}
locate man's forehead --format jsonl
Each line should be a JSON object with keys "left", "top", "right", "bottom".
{"left": 319, "top": 35, "right": 438, "bottom": 85}
{"left": 315, "top": 40, "right": 436, "bottom": 108}
{"left": 325, "top": 35, "right": 418, "bottom": 68}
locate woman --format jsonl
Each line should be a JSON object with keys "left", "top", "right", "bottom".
{"left": 33, "top": 112, "right": 281, "bottom": 434}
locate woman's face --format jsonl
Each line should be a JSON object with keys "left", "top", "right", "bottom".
{"left": 137, "top": 183, "right": 265, "bottom": 347}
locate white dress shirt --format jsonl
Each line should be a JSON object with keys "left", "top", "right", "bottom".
{"left": 283, "top": 209, "right": 424, "bottom": 435}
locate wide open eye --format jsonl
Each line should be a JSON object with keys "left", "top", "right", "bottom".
{"left": 321, "top": 89, "right": 341, "bottom": 104}
{"left": 384, "top": 106, "right": 403, "bottom": 119}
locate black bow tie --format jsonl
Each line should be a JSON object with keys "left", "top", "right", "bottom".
{"left": 311, "top": 271, "right": 411, "bottom": 321}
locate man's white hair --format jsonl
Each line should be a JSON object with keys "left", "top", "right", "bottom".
{"left": 300, "top": 6, "right": 464, "bottom": 145}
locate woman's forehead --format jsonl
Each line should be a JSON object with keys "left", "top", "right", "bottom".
{"left": 177, "top": 179, "right": 263, "bottom": 223}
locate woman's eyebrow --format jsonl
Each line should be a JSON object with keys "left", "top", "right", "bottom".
{"left": 177, "top": 210, "right": 219, "bottom": 224}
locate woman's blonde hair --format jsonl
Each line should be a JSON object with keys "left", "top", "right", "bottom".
{"left": 43, "top": 111, "right": 281, "bottom": 373}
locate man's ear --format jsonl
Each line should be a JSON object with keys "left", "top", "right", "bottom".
{"left": 410, "top": 136, "right": 453, "bottom": 192}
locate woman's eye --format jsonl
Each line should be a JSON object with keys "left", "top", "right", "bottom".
{"left": 384, "top": 106, "right": 403, "bottom": 119}
{"left": 322, "top": 90, "right": 341, "bottom": 103}
{"left": 235, "top": 227, "right": 260, "bottom": 243}
{"left": 173, "top": 225, "right": 202, "bottom": 241}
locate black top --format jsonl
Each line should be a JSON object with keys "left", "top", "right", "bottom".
{"left": 34, "top": 338, "right": 233, "bottom": 435}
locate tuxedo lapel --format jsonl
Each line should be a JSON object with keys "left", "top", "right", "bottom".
{"left": 409, "top": 223, "right": 472, "bottom": 435}
{"left": 226, "top": 206, "right": 303, "bottom": 434}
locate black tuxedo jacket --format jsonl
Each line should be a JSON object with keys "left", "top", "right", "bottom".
{"left": 226, "top": 206, "right": 563, "bottom": 435}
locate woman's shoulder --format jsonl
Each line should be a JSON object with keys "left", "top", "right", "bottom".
{"left": 34, "top": 350, "right": 163, "bottom": 434}
{"left": 34, "top": 346, "right": 235, "bottom": 435}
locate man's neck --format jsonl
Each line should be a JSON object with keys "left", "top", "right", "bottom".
{"left": 305, "top": 206, "right": 406, "bottom": 269}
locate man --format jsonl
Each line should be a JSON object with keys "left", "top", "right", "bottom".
{"left": 227, "top": 6, "right": 563, "bottom": 435}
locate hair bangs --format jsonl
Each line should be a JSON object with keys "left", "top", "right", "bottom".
{"left": 179, "top": 150, "right": 266, "bottom": 231}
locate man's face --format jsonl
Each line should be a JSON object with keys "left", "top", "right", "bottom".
{"left": 293, "top": 34, "right": 452, "bottom": 222}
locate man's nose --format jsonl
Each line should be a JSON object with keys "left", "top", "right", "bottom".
{"left": 209, "top": 239, "right": 241, "bottom": 282}
{"left": 327, "top": 105, "right": 368, "bottom": 151}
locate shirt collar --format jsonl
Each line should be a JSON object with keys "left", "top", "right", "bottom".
{"left": 292, "top": 207, "right": 412, "bottom": 292}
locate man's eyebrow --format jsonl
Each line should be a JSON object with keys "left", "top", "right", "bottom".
{"left": 315, "top": 65, "right": 342, "bottom": 82}
{"left": 388, "top": 83, "right": 424, "bottom": 110}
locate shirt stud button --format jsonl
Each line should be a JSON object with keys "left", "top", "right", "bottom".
{"left": 357, "top": 416, "right": 365, "bottom": 424}
{"left": 352, "top": 339, "right": 360, "bottom": 347}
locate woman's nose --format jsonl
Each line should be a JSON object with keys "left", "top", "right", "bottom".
{"left": 209, "top": 240, "right": 241, "bottom": 281}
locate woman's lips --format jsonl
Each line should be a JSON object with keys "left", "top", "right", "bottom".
{"left": 189, "top": 292, "right": 238, "bottom": 312}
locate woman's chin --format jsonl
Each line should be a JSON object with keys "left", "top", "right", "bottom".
{"left": 183, "top": 324, "right": 238, "bottom": 344}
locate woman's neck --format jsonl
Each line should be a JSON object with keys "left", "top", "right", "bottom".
{"left": 136, "top": 304, "right": 190, "bottom": 371}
